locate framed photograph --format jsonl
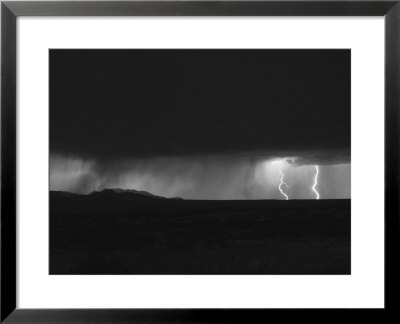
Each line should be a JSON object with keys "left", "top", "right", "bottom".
{"left": 1, "top": 0, "right": 399, "bottom": 322}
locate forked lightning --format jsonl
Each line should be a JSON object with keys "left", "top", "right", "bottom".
{"left": 278, "top": 170, "right": 289, "bottom": 200}
{"left": 312, "top": 165, "right": 320, "bottom": 200}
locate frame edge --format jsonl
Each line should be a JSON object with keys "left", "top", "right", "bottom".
{"left": 384, "top": 0, "right": 400, "bottom": 312}
{"left": 2, "top": 1, "right": 398, "bottom": 16}
{"left": 1, "top": 1, "right": 17, "bottom": 322}
{"left": 1, "top": 0, "right": 399, "bottom": 322}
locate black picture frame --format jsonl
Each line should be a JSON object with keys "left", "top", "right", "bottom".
{"left": 1, "top": 1, "right": 399, "bottom": 322}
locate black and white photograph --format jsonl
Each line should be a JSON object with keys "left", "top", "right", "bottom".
{"left": 49, "top": 49, "right": 351, "bottom": 275}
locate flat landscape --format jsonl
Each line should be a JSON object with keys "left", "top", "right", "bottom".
{"left": 50, "top": 190, "right": 350, "bottom": 274}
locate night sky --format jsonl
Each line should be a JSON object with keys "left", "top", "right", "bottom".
{"left": 50, "top": 49, "right": 350, "bottom": 199}
{"left": 50, "top": 49, "right": 350, "bottom": 160}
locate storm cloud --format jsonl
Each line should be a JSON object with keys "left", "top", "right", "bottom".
{"left": 50, "top": 49, "right": 350, "bottom": 199}
{"left": 50, "top": 153, "right": 350, "bottom": 199}
{"left": 50, "top": 49, "right": 350, "bottom": 160}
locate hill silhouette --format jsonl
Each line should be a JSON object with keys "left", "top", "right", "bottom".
{"left": 50, "top": 189, "right": 183, "bottom": 214}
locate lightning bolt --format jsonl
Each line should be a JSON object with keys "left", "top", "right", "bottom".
{"left": 278, "top": 169, "right": 289, "bottom": 200}
{"left": 312, "top": 165, "right": 320, "bottom": 200}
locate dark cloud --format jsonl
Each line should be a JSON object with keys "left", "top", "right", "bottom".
{"left": 50, "top": 49, "right": 350, "bottom": 161}
{"left": 286, "top": 149, "right": 351, "bottom": 166}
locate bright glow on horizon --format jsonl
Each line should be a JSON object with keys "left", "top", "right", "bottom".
{"left": 49, "top": 155, "right": 350, "bottom": 199}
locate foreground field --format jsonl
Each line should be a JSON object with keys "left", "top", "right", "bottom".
{"left": 50, "top": 191, "right": 350, "bottom": 274}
